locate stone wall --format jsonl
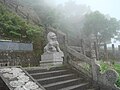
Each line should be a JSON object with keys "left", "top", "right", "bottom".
{"left": 0, "top": 41, "right": 33, "bottom": 51}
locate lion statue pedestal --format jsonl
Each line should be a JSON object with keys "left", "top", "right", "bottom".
{"left": 40, "top": 32, "right": 64, "bottom": 66}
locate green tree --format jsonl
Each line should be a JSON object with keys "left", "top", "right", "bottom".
{"left": 0, "top": 3, "right": 44, "bottom": 43}
{"left": 82, "top": 11, "right": 120, "bottom": 45}
{"left": 0, "top": 4, "right": 28, "bottom": 41}
{"left": 26, "top": 25, "right": 44, "bottom": 56}
{"left": 0, "top": 3, "right": 44, "bottom": 66}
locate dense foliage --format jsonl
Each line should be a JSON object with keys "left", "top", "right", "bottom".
{"left": 0, "top": 4, "right": 44, "bottom": 64}
{"left": 0, "top": 3, "right": 43, "bottom": 43}
{"left": 19, "top": 0, "right": 120, "bottom": 46}
{"left": 82, "top": 11, "right": 120, "bottom": 44}
{"left": 19, "top": 0, "right": 91, "bottom": 38}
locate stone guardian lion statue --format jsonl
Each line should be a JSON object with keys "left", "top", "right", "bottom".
{"left": 44, "top": 32, "right": 62, "bottom": 54}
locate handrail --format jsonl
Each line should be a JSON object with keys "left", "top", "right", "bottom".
{"left": 66, "top": 46, "right": 92, "bottom": 78}
{"left": 69, "top": 46, "right": 82, "bottom": 52}
{"left": 0, "top": 66, "right": 46, "bottom": 90}
{"left": 66, "top": 45, "right": 120, "bottom": 90}
{"left": 67, "top": 46, "right": 91, "bottom": 65}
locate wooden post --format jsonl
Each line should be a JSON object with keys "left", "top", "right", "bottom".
{"left": 112, "top": 44, "right": 115, "bottom": 58}
{"left": 112, "top": 44, "right": 115, "bottom": 55}
{"left": 111, "top": 44, "right": 115, "bottom": 64}
{"left": 94, "top": 42, "right": 99, "bottom": 60}
{"left": 81, "top": 39, "right": 85, "bottom": 55}
{"left": 118, "top": 45, "right": 120, "bottom": 52}
{"left": 104, "top": 43, "right": 108, "bottom": 61}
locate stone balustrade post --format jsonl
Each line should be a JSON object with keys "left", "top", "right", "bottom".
{"left": 91, "top": 45, "right": 98, "bottom": 82}
{"left": 63, "top": 34, "right": 68, "bottom": 65}
{"left": 90, "top": 34, "right": 98, "bottom": 82}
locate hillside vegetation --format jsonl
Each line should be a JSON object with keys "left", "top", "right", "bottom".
{"left": 0, "top": 3, "right": 44, "bottom": 56}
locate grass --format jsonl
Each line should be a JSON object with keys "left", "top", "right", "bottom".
{"left": 99, "top": 61, "right": 120, "bottom": 87}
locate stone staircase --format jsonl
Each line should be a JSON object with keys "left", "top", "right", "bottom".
{"left": 26, "top": 66, "right": 96, "bottom": 90}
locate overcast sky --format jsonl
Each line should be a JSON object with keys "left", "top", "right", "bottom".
{"left": 46, "top": 0, "right": 120, "bottom": 20}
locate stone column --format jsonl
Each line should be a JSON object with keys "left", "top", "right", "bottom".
{"left": 104, "top": 43, "right": 108, "bottom": 61}
{"left": 63, "top": 34, "right": 68, "bottom": 65}
{"left": 90, "top": 34, "right": 98, "bottom": 81}
{"left": 91, "top": 48, "right": 98, "bottom": 81}
{"left": 81, "top": 39, "right": 85, "bottom": 55}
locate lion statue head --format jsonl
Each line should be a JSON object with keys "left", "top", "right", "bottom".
{"left": 44, "top": 32, "right": 62, "bottom": 53}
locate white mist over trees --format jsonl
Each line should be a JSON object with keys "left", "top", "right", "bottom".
{"left": 19, "top": 0, "right": 91, "bottom": 37}
{"left": 18, "top": 0, "right": 120, "bottom": 44}
{"left": 82, "top": 11, "right": 120, "bottom": 45}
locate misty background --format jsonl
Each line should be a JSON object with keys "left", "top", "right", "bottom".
{"left": 0, "top": 0, "right": 120, "bottom": 66}
{"left": 18, "top": 0, "right": 120, "bottom": 47}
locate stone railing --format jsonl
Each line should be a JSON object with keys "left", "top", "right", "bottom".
{"left": 66, "top": 46, "right": 92, "bottom": 78}
{"left": 69, "top": 46, "right": 82, "bottom": 53}
{"left": 0, "top": 66, "right": 45, "bottom": 90}
{"left": 37, "top": 25, "right": 120, "bottom": 90}
{"left": 0, "top": 51, "right": 34, "bottom": 67}
{"left": 66, "top": 45, "right": 120, "bottom": 90}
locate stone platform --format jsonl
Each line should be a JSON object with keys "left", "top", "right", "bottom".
{"left": 41, "top": 52, "right": 64, "bottom": 66}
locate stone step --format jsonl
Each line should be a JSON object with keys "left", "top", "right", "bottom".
{"left": 27, "top": 66, "right": 66, "bottom": 74}
{"left": 87, "top": 88, "right": 96, "bottom": 90}
{"left": 30, "top": 69, "right": 72, "bottom": 79}
{"left": 27, "top": 66, "right": 95, "bottom": 90}
{"left": 58, "top": 83, "right": 89, "bottom": 90}
{"left": 43, "top": 78, "right": 85, "bottom": 90}
{"left": 27, "top": 68, "right": 49, "bottom": 74}
{"left": 37, "top": 73, "right": 77, "bottom": 85}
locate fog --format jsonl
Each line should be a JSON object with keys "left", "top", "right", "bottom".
{"left": 44, "top": 0, "right": 120, "bottom": 20}
{"left": 40, "top": 0, "right": 92, "bottom": 35}
{"left": 18, "top": 0, "right": 120, "bottom": 46}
